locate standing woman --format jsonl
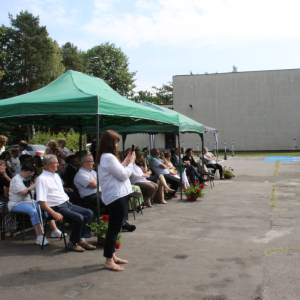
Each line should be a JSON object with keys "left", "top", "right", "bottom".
{"left": 97, "top": 130, "right": 135, "bottom": 272}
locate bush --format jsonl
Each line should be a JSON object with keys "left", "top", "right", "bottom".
{"left": 29, "top": 130, "right": 83, "bottom": 151}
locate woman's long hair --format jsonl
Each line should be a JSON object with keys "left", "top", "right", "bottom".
{"left": 96, "top": 130, "right": 121, "bottom": 164}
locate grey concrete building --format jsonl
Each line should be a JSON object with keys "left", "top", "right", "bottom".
{"left": 173, "top": 69, "right": 300, "bottom": 151}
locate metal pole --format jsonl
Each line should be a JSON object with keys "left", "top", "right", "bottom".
{"left": 201, "top": 134, "right": 204, "bottom": 173}
{"left": 79, "top": 126, "right": 82, "bottom": 151}
{"left": 96, "top": 114, "right": 100, "bottom": 224}
{"left": 178, "top": 130, "right": 183, "bottom": 200}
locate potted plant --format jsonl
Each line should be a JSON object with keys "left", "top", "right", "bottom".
{"left": 183, "top": 183, "right": 205, "bottom": 201}
{"left": 87, "top": 215, "right": 122, "bottom": 249}
{"left": 223, "top": 166, "right": 235, "bottom": 179}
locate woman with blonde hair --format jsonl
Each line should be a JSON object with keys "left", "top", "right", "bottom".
{"left": 97, "top": 130, "right": 135, "bottom": 272}
{"left": 0, "top": 135, "right": 8, "bottom": 154}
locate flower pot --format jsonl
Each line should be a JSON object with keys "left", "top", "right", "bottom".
{"left": 98, "top": 236, "right": 105, "bottom": 246}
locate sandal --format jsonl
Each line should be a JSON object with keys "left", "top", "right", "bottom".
{"left": 136, "top": 205, "right": 146, "bottom": 212}
{"left": 160, "top": 199, "right": 168, "bottom": 204}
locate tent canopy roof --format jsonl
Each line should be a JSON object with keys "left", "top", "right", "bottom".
{"left": 84, "top": 102, "right": 204, "bottom": 135}
{"left": 0, "top": 71, "right": 179, "bottom": 129}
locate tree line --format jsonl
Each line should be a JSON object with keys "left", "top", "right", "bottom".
{"left": 0, "top": 10, "right": 172, "bottom": 143}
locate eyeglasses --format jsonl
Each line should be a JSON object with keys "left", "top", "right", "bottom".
{"left": 26, "top": 171, "right": 35, "bottom": 176}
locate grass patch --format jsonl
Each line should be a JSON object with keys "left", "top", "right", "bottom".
{"left": 217, "top": 151, "right": 300, "bottom": 157}
{"left": 266, "top": 248, "right": 300, "bottom": 254}
{"left": 272, "top": 160, "right": 280, "bottom": 176}
{"left": 270, "top": 184, "right": 276, "bottom": 207}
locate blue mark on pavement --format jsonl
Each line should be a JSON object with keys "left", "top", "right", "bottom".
{"left": 263, "top": 156, "right": 300, "bottom": 162}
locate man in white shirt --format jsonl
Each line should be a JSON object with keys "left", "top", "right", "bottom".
{"left": 149, "top": 148, "right": 180, "bottom": 192}
{"left": 74, "top": 154, "right": 101, "bottom": 206}
{"left": 36, "top": 154, "right": 95, "bottom": 252}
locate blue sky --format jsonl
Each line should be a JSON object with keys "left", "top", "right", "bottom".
{"left": 1, "top": 0, "right": 300, "bottom": 92}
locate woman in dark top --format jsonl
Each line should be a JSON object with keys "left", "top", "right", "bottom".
{"left": 182, "top": 148, "right": 198, "bottom": 168}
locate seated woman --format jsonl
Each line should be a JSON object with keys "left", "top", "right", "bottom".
{"left": 203, "top": 147, "right": 225, "bottom": 180}
{"left": 44, "top": 140, "right": 67, "bottom": 160}
{"left": 164, "top": 153, "right": 190, "bottom": 189}
{"left": 134, "top": 152, "right": 175, "bottom": 205}
{"left": 33, "top": 155, "right": 44, "bottom": 176}
{"left": 58, "top": 138, "right": 73, "bottom": 156}
{"left": 8, "top": 163, "right": 66, "bottom": 245}
{"left": 0, "top": 160, "right": 16, "bottom": 238}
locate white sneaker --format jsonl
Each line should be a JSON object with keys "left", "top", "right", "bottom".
{"left": 51, "top": 230, "right": 67, "bottom": 238}
{"left": 36, "top": 236, "right": 49, "bottom": 246}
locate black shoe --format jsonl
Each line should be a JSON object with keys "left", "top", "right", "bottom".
{"left": 122, "top": 221, "right": 136, "bottom": 232}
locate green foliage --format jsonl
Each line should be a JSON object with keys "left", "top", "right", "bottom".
{"left": 29, "top": 130, "right": 83, "bottom": 150}
{"left": 223, "top": 166, "right": 234, "bottom": 179}
{"left": 61, "top": 42, "right": 87, "bottom": 72}
{"left": 87, "top": 42, "right": 136, "bottom": 97}
{"left": 88, "top": 216, "right": 121, "bottom": 245}
{"left": 184, "top": 183, "right": 205, "bottom": 201}
{"left": 0, "top": 123, "right": 28, "bottom": 145}
{"left": 0, "top": 11, "right": 64, "bottom": 99}
{"left": 130, "top": 82, "right": 173, "bottom": 104}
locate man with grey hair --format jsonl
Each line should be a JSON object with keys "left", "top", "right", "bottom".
{"left": 36, "top": 154, "right": 95, "bottom": 252}
{"left": 74, "top": 154, "right": 100, "bottom": 206}
{"left": 44, "top": 140, "right": 67, "bottom": 160}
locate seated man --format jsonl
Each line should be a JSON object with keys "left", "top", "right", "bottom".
{"left": 74, "top": 154, "right": 100, "bottom": 206}
{"left": 149, "top": 148, "right": 180, "bottom": 193}
{"left": 58, "top": 138, "right": 72, "bottom": 156}
{"left": 18, "top": 140, "right": 31, "bottom": 157}
{"left": 36, "top": 154, "right": 95, "bottom": 252}
{"left": 9, "top": 162, "right": 65, "bottom": 245}
{"left": 171, "top": 148, "right": 201, "bottom": 184}
{"left": 11, "top": 148, "right": 20, "bottom": 170}
{"left": 13, "top": 154, "right": 32, "bottom": 177}
{"left": 62, "top": 155, "right": 79, "bottom": 189}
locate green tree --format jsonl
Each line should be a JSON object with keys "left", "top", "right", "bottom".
{"left": 61, "top": 42, "right": 86, "bottom": 72}
{"left": 131, "top": 82, "right": 173, "bottom": 105}
{"left": 86, "top": 42, "right": 136, "bottom": 97}
{"left": 49, "top": 40, "right": 65, "bottom": 81}
{"left": 0, "top": 11, "right": 56, "bottom": 98}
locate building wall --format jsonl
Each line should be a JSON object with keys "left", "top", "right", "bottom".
{"left": 173, "top": 69, "right": 300, "bottom": 151}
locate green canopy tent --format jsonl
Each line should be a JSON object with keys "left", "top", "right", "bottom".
{"left": 0, "top": 70, "right": 182, "bottom": 219}
{"left": 82, "top": 101, "right": 205, "bottom": 200}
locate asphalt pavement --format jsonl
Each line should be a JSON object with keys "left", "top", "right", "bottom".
{"left": 0, "top": 156, "right": 299, "bottom": 300}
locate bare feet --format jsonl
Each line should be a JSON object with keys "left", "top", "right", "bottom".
{"left": 145, "top": 199, "right": 153, "bottom": 208}
{"left": 160, "top": 199, "right": 168, "bottom": 204}
{"left": 104, "top": 263, "right": 125, "bottom": 272}
{"left": 204, "top": 182, "right": 209, "bottom": 186}
{"left": 114, "top": 257, "right": 128, "bottom": 264}
{"left": 165, "top": 188, "right": 176, "bottom": 196}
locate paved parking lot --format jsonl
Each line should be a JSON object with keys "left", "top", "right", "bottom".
{"left": 0, "top": 156, "right": 299, "bottom": 300}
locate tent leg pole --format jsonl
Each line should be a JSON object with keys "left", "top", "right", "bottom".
{"left": 178, "top": 131, "right": 183, "bottom": 200}
{"left": 79, "top": 127, "right": 82, "bottom": 151}
{"left": 96, "top": 114, "right": 100, "bottom": 224}
{"left": 201, "top": 134, "right": 204, "bottom": 173}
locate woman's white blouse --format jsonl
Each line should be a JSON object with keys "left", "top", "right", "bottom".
{"left": 98, "top": 153, "right": 133, "bottom": 205}
{"left": 130, "top": 164, "right": 147, "bottom": 185}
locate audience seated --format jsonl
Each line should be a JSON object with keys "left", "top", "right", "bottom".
{"left": 0, "top": 135, "right": 8, "bottom": 154}
{"left": 8, "top": 162, "right": 64, "bottom": 245}
{"left": 74, "top": 154, "right": 100, "bottom": 207}
{"left": 33, "top": 155, "right": 44, "bottom": 176}
{"left": 130, "top": 153, "right": 158, "bottom": 207}
{"left": 11, "top": 148, "right": 20, "bottom": 170}
{"left": 2, "top": 151, "right": 15, "bottom": 178}
{"left": 18, "top": 140, "right": 31, "bottom": 157}
{"left": 0, "top": 160, "right": 11, "bottom": 198}
{"left": 135, "top": 152, "right": 173, "bottom": 204}
{"left": 58, "top": 138, "right": 73, "bottom": 156}
{"left": 36, "top": 154, "right": 95, "bottom": 252}
{"left": 75, "top": 150, "right": 88, "bottom": 167}
{"left": 13, "top": 154, "right": 32, "bottom": 177}
{"left": 165, "top": 153, "right": 190, "bottom": 189}
{"left": 171, "top": 148, "right": 202, "bottom": 184}
{"left": 149, "top": 148, "right": 180, "bottom": 194}
{"left": 44, "top": 140, "right": 67, "bottom": 160}
{"left": 203, "top": 147, "right": 225, "bottom": 180}
{"left": 62, "top": 155, "right": 79, "bottom": 189}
